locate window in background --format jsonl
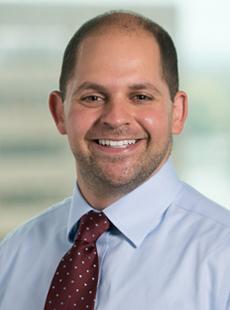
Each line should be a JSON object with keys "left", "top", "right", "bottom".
{"left": 0, "top": 2, "right": 229, "bottom": 240}
{"left": 0, "top": 3, "right": 177, "bottom": 239}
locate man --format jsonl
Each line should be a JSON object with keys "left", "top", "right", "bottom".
{"left": 0, "top": 10, "right": 230, "bottom": 310}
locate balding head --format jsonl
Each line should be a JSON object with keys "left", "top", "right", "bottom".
{"left": 59, "top": 11, "right": 179, "bottom": 101}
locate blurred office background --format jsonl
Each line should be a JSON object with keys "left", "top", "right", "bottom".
{"left": 0, "top": 0, "right": 229, "bottom": 239}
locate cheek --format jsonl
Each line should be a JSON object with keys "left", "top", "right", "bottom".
{"left": 65, "top": 107, "right": 95, "bottom": 139}
{"left": 138, "top": 109, "right": 171, "bottom": 137}
{"left": 66, "top": 115, "right": 82, "bottom": 138}
{"left": 142, "top": 115, "right": 155, "bottom": 127}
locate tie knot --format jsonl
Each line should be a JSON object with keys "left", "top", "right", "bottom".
{"left": 76, "top": 211, "right": 110, "bottom": 244}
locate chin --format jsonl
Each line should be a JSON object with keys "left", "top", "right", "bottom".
{"left": 95, "top": 166, "right": 151, "bottom": 193}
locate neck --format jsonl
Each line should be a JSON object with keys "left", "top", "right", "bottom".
{"left": 76, "top": 175, "right": 131, "bottom": 210}
{"left": 76, "top": 158, "right": 168, "bottom": 210}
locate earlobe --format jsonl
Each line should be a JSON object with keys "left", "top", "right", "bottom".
{"left": 171, "top": 91, "right": 188, "bottom": 135}
{"left": 49, "top": 91, "right": 67, "bottom": 135}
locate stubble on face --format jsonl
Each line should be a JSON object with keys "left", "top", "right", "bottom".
{"left": 74, "top": 126, "right": 173, "bottom": 200}
{"left": 64, "top": 29, "right": 175, "bottom": 205}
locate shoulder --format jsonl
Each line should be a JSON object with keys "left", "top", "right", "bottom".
{"left": 175, "top": 182, "right": 230, "bottom": 227}
{"left": 0, "top": 196, "right": 72, "bottom": 254}
{"left": 172, "top": 183, "right": 230, "bottom": 255}
{"left": 170, "top": 183, "right": 230, "bottom": 271}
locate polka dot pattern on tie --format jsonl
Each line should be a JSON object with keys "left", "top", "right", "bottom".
{"left": 44, "top": 211, "right": 110, "bottom": 310}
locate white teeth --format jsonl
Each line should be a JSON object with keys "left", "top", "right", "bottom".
{"left": 98, "top": 139, "right": 136, "bottom": 148}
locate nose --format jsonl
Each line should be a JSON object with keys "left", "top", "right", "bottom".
{"left": 99, "top": 98, "right": 133, "bottom": 129}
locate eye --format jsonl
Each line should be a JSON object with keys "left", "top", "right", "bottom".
{"left": 80, "top": 95, "right": 106, "bottom": 106}
{"left": 82, "top": 95, "right": 103, "bottom": 102}
{"left": 133, "top": 94, "right": 153, "bottom": 102}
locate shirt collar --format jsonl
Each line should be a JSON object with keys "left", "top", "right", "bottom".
{"left": 67, "top": 158, "right": 182, "bottom": 248}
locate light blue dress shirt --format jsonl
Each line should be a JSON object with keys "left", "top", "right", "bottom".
{"left": 1, "top": 159, "right": 230, "bottom": 309}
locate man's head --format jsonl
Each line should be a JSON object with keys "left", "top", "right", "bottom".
{"left": 49, "top": 11, "right": 187, "bottom": 208}
{"left": 59, "top": 11, "right": 179, "bottom": 101}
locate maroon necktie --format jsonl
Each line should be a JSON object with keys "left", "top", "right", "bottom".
{"left": 44, "top": 211, "right": 110, "bottom": 310}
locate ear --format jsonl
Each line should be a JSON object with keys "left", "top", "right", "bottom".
{"left": 171, "top": 91, "right": 188, "bottom": 135}
{"left": 49, "top": 90, "right": 67, "bottom": 135}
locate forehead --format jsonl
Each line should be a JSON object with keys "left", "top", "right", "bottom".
{"left": 75, "top": 29, "right": 162, "bottom": 74}
{"left": 74, "top": 29, "right": 161, "bottom": 84}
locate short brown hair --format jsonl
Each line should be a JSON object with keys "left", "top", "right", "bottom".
{"left": 59, "top": 10, "right": 179, "bottom": 100}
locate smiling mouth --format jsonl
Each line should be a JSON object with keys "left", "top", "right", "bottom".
{"left": 95, "top": 139, "right": 138, "bottom": 148}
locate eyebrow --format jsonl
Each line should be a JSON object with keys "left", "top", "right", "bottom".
{"left": 73, "top": 81, "right": 162, "bottom": 96}
{"left": 129, "top": 83, "right": 162, "bottom": 95}
{"left": 73, "top": 82, "right": 108, "bottom": 96}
